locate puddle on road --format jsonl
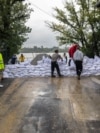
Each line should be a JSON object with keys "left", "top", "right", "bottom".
{"left": 38, "top": 92, "right": 47, "bottom": 96}
{"left": 32, "top": 91, "right": 49, "bottom": 96}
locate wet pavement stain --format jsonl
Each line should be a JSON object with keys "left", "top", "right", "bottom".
{"left": 0, "top": 76, "right": 100, "bottom": 133}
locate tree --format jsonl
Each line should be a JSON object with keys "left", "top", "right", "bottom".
{"left": 46, "top": 0, "right": 100, "bottom": 57}
{"left": 0, "top": 0, "right": 33, "bottom": 62}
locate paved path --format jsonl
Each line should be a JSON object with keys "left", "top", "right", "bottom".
{"left": 0, "top": 76, "right": 100, "bottom": 133}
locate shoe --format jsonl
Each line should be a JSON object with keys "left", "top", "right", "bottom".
{"left": 59, "top": 74, "right": 63, "bottom": 77}
{"left": 77, "top": 75, "right": 80, "bottom": 80}
{"left": 1, "top": 77, "right": 4, "bottom": 81}
{"left": 51, "top": 75, "right": 56, "bottom": 77}
{"left": 0, "top": 84, "right": 3, "bottom": 87}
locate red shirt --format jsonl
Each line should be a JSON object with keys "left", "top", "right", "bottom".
{"left": 68, "top": 44, "right": 77, "bottom": 58}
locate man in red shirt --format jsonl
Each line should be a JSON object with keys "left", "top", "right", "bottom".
{"left": 68, "top": 44, "right": 78, "bottom": 66}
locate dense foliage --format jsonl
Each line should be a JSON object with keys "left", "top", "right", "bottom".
{"left": 0, "top": 0, "right": 32, "bottom": 63}
{"left": 47, "top": 0, "right": 100, "bottom": 57}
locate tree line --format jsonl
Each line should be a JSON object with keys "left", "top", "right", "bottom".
{"left": 20, "top": 46, "right": 68, "bottom": 53}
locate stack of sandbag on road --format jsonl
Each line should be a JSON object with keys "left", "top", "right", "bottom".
{"left": 3, "top": 55, "right": 100, "bottom": 78}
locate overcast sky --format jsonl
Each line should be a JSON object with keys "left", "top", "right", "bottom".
{"left": 23, "top": 0, "right": 64, "bottom": 48}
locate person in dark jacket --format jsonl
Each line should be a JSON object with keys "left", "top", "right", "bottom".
{"left": 51, "top": 50, "right": 63, "bottom": 77}
{"left": 63, "top": 53, "right": 67, "bottom": 63}
{"left": 11, "top": 54, "right": 17, "bottom": 64}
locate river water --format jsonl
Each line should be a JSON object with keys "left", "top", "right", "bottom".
{"left": 17, "top": 53, "right": 69, "bottom": 60}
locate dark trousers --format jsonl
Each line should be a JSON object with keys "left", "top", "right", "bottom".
{"left": 75, "top": 60, "right": 83, "bottom": 76}
{"left": 68, "top": 59, "right": 71, "bottom": 66}
{"left": 51, "top": 61, "right": 61, "bottom": 76}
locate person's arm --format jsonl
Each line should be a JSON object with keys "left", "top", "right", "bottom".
{"left": 58, "top": 54, "right": 63, "bottom": 61}
{"left": 81, "top": 52, "right": 84, "bottom": 62}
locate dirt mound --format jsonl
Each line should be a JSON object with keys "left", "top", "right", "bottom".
{"left": 31, "top": 54, "right": 50, "bottom": 65}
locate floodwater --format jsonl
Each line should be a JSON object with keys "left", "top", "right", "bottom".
{"left": 0, "top": 76, "right": 100, "bottom": 133}
{"left": 17, "top": 53, "right": 69, "bottom": 60}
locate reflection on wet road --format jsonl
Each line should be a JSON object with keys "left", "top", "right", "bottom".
{"left": 0, "top": 76, "right": 100, "bottom": 133}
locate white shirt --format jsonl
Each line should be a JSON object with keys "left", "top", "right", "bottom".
{"left": 73, "top": 49, "right": 83, "bottom": 61}
{"left": 52, "top": 53, "right": 61, "bottom": 62}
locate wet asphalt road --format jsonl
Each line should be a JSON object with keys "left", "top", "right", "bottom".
{"left": 0, "top": 76, "right": 100, "bottom": 133}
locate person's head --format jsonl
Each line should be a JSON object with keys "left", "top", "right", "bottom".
{"left": 12, "top": 54, "right": 17, "bottom": 58}
{"left": 21, "top": 54, "right": 23, "bottom": 57}
{"left": 64, "top": 53, "right": 66, "bottom": 56}
{"left": 54, "top": 49, "right": 59, "bottom": 53}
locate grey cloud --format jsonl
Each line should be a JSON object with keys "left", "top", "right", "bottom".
{"left": 24, "top": 21, "right": 58, "bottom": 47}
{"left": 24, "top": 0, "right": 64, "bottom": 48}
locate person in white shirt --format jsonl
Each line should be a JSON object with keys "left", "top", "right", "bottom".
{"left": 51, "top": 50, "right": 63, "bottom": 77}
{"left": 73, "top": 45, "right": 84, "bottom": 80}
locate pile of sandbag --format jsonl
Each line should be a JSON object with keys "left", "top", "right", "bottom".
{"left": 3, "top": 56, "right": 100, "bottom": 78}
